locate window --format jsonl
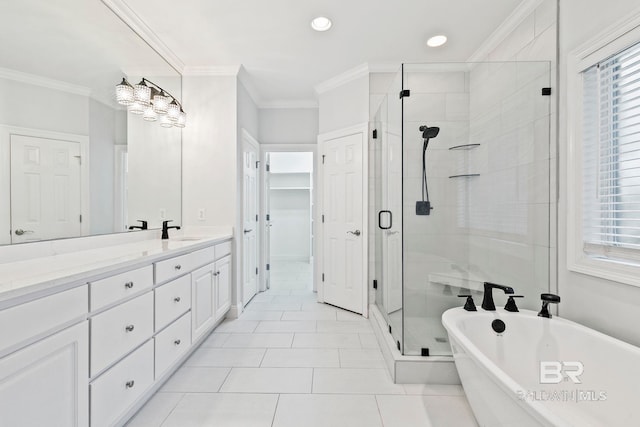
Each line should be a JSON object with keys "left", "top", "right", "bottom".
{"left": 568, "top": 16, "right": 640, "bottom": 286}
{"left": 582, "top": 41, "right": 640, "bottom": 261}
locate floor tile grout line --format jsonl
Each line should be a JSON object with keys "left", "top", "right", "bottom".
{"left": 373, "top": 394, "right": 387, "bottom": 427}
{"left": 157, "top": 392, "right": 187, "bottom": 427}
{"left": 217, "top": 367, "right": 235, "bottom": 392}
{"left": 270, "top": 394, "right": 281, "bottom": 427}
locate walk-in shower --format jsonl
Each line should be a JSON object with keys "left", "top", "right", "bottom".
{"left": 372, "top": 62, "right": 553, "bottom": 356}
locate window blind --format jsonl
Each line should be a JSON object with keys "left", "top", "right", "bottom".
{"left": 582, "top": 40, "right": 640, "bottom": 260}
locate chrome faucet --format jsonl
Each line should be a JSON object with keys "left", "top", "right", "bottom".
{"left": 128, "top": 220, "right": 148, "bottom": 230}
{"left": 162, "top": 220, "right": 181, "bottom": 240}
{"left": 481, "top": 282, "right": 514, "bottom": 311}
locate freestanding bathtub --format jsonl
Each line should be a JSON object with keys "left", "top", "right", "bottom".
{"left": 442, "top": 307, "right": 640, "bottom": 426}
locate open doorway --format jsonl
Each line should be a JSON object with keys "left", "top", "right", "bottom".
{"left": 264, "top": 151, "right": 314, "bottom": 292}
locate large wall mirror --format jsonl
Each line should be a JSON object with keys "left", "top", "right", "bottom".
{"left": 0, "top": 0, "right": 182, "bottom": 245}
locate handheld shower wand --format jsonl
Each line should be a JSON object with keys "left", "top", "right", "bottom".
{"left": 416, "top": 125, "right": 440, "bottom": 216}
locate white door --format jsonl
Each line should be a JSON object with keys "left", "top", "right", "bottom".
{"left": 322, "top": 132, "right": 365, "bottom": 314}
{"left": 243, "top": 136, "right": 259, "bottom": 306}
{"left": 264, "top": 153, "right": 272, "bottom": 289}
{"left": 383, "top": 127, "right": 403, "bottom": 313}
{"left": 10, "top": 135, "right": 82, "bottom": 243}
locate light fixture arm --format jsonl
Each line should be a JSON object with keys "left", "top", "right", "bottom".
{"left": 139, "top": 77, "right": 183, "bottom": 110}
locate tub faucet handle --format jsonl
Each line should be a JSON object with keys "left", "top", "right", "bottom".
{"left": 504, "top": 295, "right": 524, "bottom": 312}
{"left": 458, "top": 295, "right": 477, "bottom": 311}
{"left": 538, "top": 293, "right": 561, "bottom": 318}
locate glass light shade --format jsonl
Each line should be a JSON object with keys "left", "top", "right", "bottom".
{"left": 152, "top": 91, "right": 170, "bottom": 114}
{"left": 159, "top": 114, "right": 173, "bottom": 128}
{"left": 142, "top": 105, "right": 157, "bottom": 121}
{"left": 174, "top": 110, "right": 186, "bottom": 128}
{"left": 167, "top": 100, "right": 180, "bottom": 122}
{"left": 115, "top": 78, "right": 134, "bottom": 105}
{"left": 128, "top": 101, "right": 145, "bottom": 115}
{"left": 134, "top": 80, "right": 151, "bottom": 106}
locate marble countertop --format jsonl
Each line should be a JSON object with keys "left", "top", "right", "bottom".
{"left": 0, "top": 232, "right": 232, "bottom": 307}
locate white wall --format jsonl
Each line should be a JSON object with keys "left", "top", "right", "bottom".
{"left": 559, "top": 0, "right": 640, "bottom": 346}
{"left": 89, "top": 99, "right": 116, "bottom": 234}
{"left": 182, "top": 75, "right": 238, "bottom": 229}
{"left": 259, "top": 108, "right": 318, "bottom": 144}
{"left": 318, "top": 74, "right": 370, "bottom": 134}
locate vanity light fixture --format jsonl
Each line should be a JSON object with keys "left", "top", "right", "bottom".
{"left": 116, "top": 77, "right": 186, "bottom": 128}
{"left": 311, "top": 16, "right": 332, "bottom": 32}
{"left": 426, "top": 35, "right": 448, "bottom": 47}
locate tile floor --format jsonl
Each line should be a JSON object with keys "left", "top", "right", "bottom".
{"left": 126, "top": 262, "right": 478, "bottom": 426}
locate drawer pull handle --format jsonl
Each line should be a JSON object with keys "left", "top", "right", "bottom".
{"left": 126, "top": 380, "right": 135, "bottom": 389}
{"left": 125, "top": 324, "right": 135, "bottom": 332}
{"left": 174, "top": 339, "right": 181, "bottom": 346}
{"left": 174, "top": 297, "right": 181, "bottom": 303}
{"left": 174, "top": 264, "right": 182, "bottom": 270}
{"left": 124, "top": 282, "right": 134, "bottom": 289}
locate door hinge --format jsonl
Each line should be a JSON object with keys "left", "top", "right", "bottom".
{"left": 322, "top": 154, "right": 325, "bottom": 164}
{"left": 266, "top": 214, "right": 270, "bottom": 221}
{"left": 79, "top": 214, "right": 82, "bottom": 223}
{"left": 256, "top": 267, "right": 259, "bottom": 275}
{"left": 322, "top": 273, "right": 325, "bottom": 282}
{"left": 256, "top": 214, "right": 258, "bottom": 222}
{"left": 541, "top": 87, "right": 552, "bottom": 96}
{"left": 255, "top": 160, "right": 260, "bottom": 169}
{"left": 372, "top": 129, "right": 378, "bottom": 139}
{"left": 266, "top": 263, "right": 270, "bottom": 271}
{"left": 373, "top": 279, "right": 378, "bottom": 289}
{"left": 321, "top": 214, "right": 325, "bottom": 223}
{"left": 399, "top": 89, "right": 410, "bottom": 99}
{"left": 266, "top": 164, "right": 270, "bottom": 172}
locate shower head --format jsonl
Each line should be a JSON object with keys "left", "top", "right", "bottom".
{"left": 419, "top": 125, "right": 440, "bottom": 140}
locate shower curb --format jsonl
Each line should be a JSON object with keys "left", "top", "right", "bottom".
{"left": 369, "top": 304, "right": 461, "bottom": 385}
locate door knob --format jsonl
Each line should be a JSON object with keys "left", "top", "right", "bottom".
{"left": 14, "top": 229, "right": 34, "bottom": 236}
{"left": 244, "top": 229, "right": 253, "bottom": 234}
{"left": 347, "top": 230, "right": 361, "bottom": 236}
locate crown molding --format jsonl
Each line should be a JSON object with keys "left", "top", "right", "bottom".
{"left": 314, "top": 63, "right": 370, "bottom": 95}
{"left": 258, "top": 99, "right": 319, "bottom": 109}
{"left": 182, "top": 65, "right": 242, "bottom": 76}
{"left": 0, "top": 67, "right": 91, "bottom": 97}
{"left": 237, "top": 66, "right": 264, "bottom": 107}
{"left": 467, "top": 0, "right": 545, "bottom": 62}
{"left": 101, "top": 0, "right": 185, "bottom": 74}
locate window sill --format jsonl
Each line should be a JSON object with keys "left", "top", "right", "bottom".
{"left": 568, "top": 255, "right": 640, "bottom": 288}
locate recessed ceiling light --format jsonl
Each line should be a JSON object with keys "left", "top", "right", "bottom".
{"left": 311, "top": 16, "right": 332, "bottom": 32}
{"left": 427, "top": 35, "right": 448, "bottom": 47}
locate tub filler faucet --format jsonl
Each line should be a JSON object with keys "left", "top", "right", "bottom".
{"left": 481, "top": 282, "right": 514, "bottom": 311}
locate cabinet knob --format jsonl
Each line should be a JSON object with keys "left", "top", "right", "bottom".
{"left": 124, "top": 281, "right": 134, "bottom": 289}
{"left": 174, "top": 339, "right": 181, "bottom": 346}
{"left": 125, "top": 324, "right": 135, "bottom": 332}
{"left": 174, "top": 297, "right": 181, "bottom": 303}
{"left": 174, "top": 264, "right": 182, "bottom": 270}
{"left": 125, "top": 380, "right": 135, "bottom": 389}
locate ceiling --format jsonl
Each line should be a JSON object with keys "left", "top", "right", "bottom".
{"left": 119, "top": 0, "right": 525, "bottom": 106}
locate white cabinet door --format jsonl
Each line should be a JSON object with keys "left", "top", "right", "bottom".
{"left": 191, "top": 263, "right": 215, "bottom": 342}
{"left": 0, "top": 321, "right": 89, "bottom": 427}
{"left": 215, "top": 255, "right": 232, "bottom": 321}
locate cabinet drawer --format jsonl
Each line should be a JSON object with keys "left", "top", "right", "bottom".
{"left": 90, "top": 265, "right": 153, "bottom": 311}
{"left": 154, "top": 246, "right": 215, "bottom": 284}
{"left": 90, "top": 292, "right": 153, "bottom": 377}
{"left": 90, "top": 340, "right": 154, "bottom": 427}
{"left": 0, "top": 285, "right": 87, "bottom": 355}
{"left": 215, "top": 240, "right": 231, "bottom": 260}
{"left": 155, "top": 275, "right": 191, "bottom": 331}
{"left": 154, "top": 312, "right": 191, "bottom": 378}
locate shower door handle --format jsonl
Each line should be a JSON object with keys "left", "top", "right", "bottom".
{"left": 378, "top": 210, "right": 392, "bottom": 230}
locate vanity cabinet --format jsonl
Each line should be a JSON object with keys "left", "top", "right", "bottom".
{"left": 0, "top": 236, "right": 232, "bottom": 427}
{"left": 0, "top": 321, "right": 89, "bottom": 427}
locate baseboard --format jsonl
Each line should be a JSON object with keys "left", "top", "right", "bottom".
{"left": 228, "top": 304, "right": 240, "bottom": 319}
{"left": 369, "top": 304, "right": 461, "bottom": 385}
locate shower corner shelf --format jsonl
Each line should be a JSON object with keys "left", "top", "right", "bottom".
{"left": 449, "top": 144, "right": 480, "bottom": 151}
{"left": 448, "top": 174, "right": 481, "bottom": 179}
